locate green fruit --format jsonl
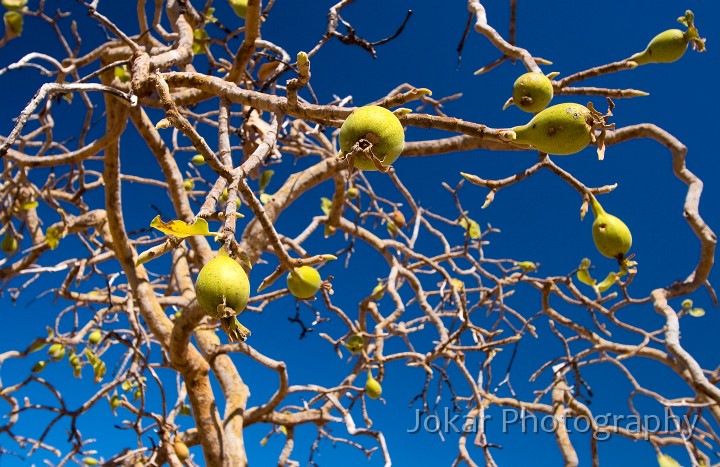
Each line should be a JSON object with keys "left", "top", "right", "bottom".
{"left": 681, "top": 299, "right": 693, "bottom": 310}
{"left": 287, "top": 266, "right": 322, "bottom": 299}
{"left": 629, "top": 11, "right": 705, "bottom": 65}
{"left": 346, "top": 186, "right": 359, "bottom": 199}
{"left": 174, "top": 440, "right": 189, "bottom": 462}
{"left": 88, "top": 330, "right": 102, "bottom": 345}
{"left": 228, "top": 0, "right": 248, "bottom": 19}
{"left": 31, "top": 360, "right": 46, "bottom": 373}
{"left": 511, "top": 72, "right": 554, "bottom": 113}
{"left": 195, "top": 253, "right": 251, "bottom": 319}
{"left": 509, "top": 103, "right": 594, "bottom": 155}
{"left": 183, "top": 179, "right": 195, "bottom": 191}
{"left": 365, "top": 372, "right": 382, "bottom": 399}
{"left": 191, "top": 154, "right": 206, "bottom": 166}
{"left": 339, "top": 105, "right": 405, "bottom": 171}
{"left": 630, "top": 29, "right": 687, "bottom": 65}
{"left": 345, "top": 334, "right": 364, "bottom": 354}
{"left": 589, "top": 196, "right": 632, "bottom": 260}
{"left": 82, "top": 458, "right": 99, "bottom": 466}
{"left": 47, "top": 343, "right": 65, "bottom": 361}
{"left": 1, "top": 233, "right": 18, "bottom": 254}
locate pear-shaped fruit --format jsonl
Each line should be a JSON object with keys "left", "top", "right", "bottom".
{"left": 631, "top": 29, "right": 687, "bottom": 65}
{"left": 195, "top": 252, "right": 250, "bottom": 319}
{"left": 629, "top": 11, "right": 705, "bottom": 65}
{"left": 508, "top": 103, "right": 594, "bottom": 155}
{"left": 287, "top": 266, "right": 322, "bottom": 299}
{"left": 510, "top": 72, "right": 554, "bottom": 113}
{"left": 365, "top": 372, "right": 382, "bottom": 399}
{"left": 346, "top": 186, "right": 359, "bottom": 199}
{"left": 228, "top": 0, "right": 248, "bottom": 19}
{"left": 2, "top": 233, "right": 18, "bottom": 254}
{"left": 174, "top": 440, "right": 189, "bottom": 462}
{"left": 345, "top": 334, "right": 365, "bottom": 354}
{"left": 339, "top": 105, "right": 405, "bottom": 171}
{"left": 191, "top": 154, "right": 206, "bottom": 166}
{"left": 589, "top": 196, "right": 632, "bottom": 260}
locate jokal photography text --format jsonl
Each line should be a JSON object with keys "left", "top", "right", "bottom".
{"left": 407, "top": 407, "right": 698, "bottom": 441}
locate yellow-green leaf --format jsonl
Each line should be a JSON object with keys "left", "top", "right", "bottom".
{"left": 320, "top": 197, "right": 333, "bottom": 216}
{"left": 114, "top": 65, "right": 131, "bottom": 83}
{"left": 515, "top": 261, "right": 536, "bottom": 273}
{"left": 597, "top": 272, "right": 617, "bottom": 293}
{"left": 193, "top": 28, "right": 209, "bottom": 55}
{"left": 21, "top": 200, "right": 38, "bottom": 210}
{"left": 657, "top": 454, "right": 683, "bottom": 467}
{"left": 689, "top": 307, "right": 705, "bottom": 318}
{"left": 149, "top": 216, "right": 218, "bottom": 238}
{"left": 259, "top": 170, "right": 274, "bottom": 192}
{"left": 458, "top": 217, "right": 480, "bottom": 239}
{"left": 45, "top": 226, "right": 64, "bottom": 250}
{"left": 576, "top": 258, "right": 596, "bottom": 287}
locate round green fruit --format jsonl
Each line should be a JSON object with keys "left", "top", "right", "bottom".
{"left": 339, "top": 105, "right": 405, "bottom": 171}
{"left": 2, "top": 233, "right": 18, "bottom": 254}
{"left": 195, "top": 254, "right": 251, "bottom": 319}
{"left": 509, "top": 103, "right": 594, "bottom": 155}
{"left": 183, "top": 179, "right": 195, "bottom": 191}
{"left": 287, "top": 266, "right": 322, "bottom": 299}
{"left": 345, "top": 334, "right": 365, "bottom": 354}
{"left": 191, "top": 154, "right": 206, "bottom": 166}
{"left": 511, "top": 72, "right": 554, "bottom": 113}
{"left": 88, "top": 330, "right": 102, "bottom": 345}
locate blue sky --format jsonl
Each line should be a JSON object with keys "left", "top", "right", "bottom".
{"left": 1, "top": 0, "right": 719, "bottom": 465}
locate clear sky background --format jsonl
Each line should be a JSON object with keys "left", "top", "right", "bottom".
{"left": 1, "top": 0, "right": 719, "bottom": 466}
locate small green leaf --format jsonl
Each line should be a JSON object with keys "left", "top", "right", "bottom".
{"left": 320, "top": 197, "right": 333, "bottom": 215}
{"left": 45, "top": 226, "right": 64, "bottom": 250}
{"left": 596, "top": 272, "right": 617, "bottom": 293}
{"left": 657, "top": 454, "right": 683, "bottom": 467}
{"left": 515, "top": 261, "right": 536, "bottom": 272}
{"left": 193, "top": 28, "right": 209, "bottom": 55}
{"left": 150, "top": 216, "right": 218, "bottom": 238}
{"left": 114, "top": 65, "right": 131, "bottom": 83}
{"left": 576, "top": 258, "right": 596, "bottom": 287}
{"left": 458, "top": 217, "right": 480, "bottom": 239}
{"left": 21, "top": 200, "right": 38, "bottom": 210}
{"left": 259, "top": 170, "right": 274, "bottom": 192}
{"left": 689, "top": 308, "right": 705, "bottom": 318}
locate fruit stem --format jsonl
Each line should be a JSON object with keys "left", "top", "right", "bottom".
{"left": 588, "top": 195, "right": 606, "bottom": 218}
